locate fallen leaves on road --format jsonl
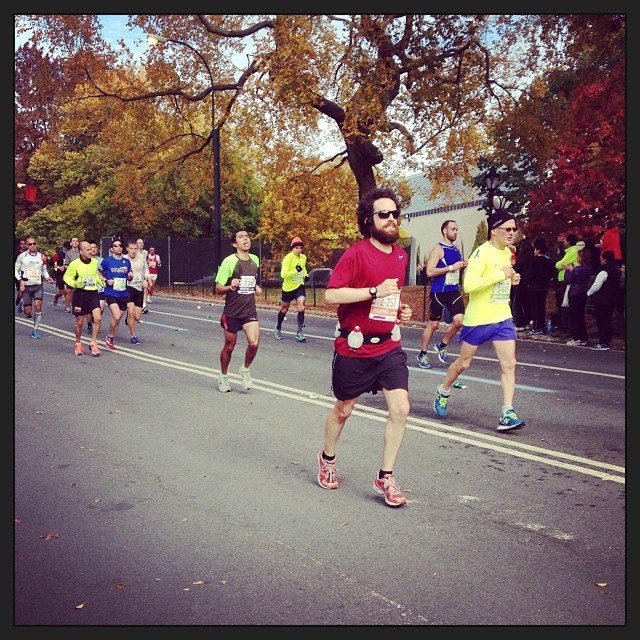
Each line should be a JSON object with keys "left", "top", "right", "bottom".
{"left": 39, "top": 533, "right": 61, "bottom": 540}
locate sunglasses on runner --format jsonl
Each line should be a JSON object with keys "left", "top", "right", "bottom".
{"left": 374, "top": 210, "right": 401, "bottom": 220}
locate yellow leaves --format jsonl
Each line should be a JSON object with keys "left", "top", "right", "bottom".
{"left": 75, "top": 602, "right": 85, "bottom": 609}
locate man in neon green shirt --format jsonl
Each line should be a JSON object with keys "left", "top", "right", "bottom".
{"left": 63, "top": 240, "right": 103, "bottom": 357}
{"left": 274, "top": 236, "right": 309, "bottom": 342}
{"left": 432, "top": 209, "right": 525, "bottom": 432}
{"left": 553, "top": 233, "right": 580, "bottom": 337}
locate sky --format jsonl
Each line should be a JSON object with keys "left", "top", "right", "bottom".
{"left": 14, "top": 15, "right": 147, "bottom": 55}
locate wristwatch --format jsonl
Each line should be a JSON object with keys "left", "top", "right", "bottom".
{"left": 369, "top": 286, "right": 378, "bottom": 299}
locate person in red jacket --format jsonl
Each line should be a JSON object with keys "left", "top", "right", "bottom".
{"left": 595, "top": 220, "right": 622, "bottom": 265}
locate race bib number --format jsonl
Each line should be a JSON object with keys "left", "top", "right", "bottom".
{"left": 490, "top": 279, "right": 511, "bottom": 303}
{"left": 25, "top": 268, "right": 41, "bottom": 279}
{"left": 238, "top": 275, "right": 257, "bottom": 294}
{"left": 113, "top": 278, "right": 127, "bottom": 291}
{"left": 131, "top": 276, "right": 142, "bottom": 287}
{"left": 369, "top": 292, "right": 401, "bottom": 322}
{"left": 445, "top": 270, "right": 460, "bottom": 285}
{"left": 82, "top": 275, "right": 96, "bottom": 288}
{"left": 292, "top": 272, "right": 304, "bottom": 282}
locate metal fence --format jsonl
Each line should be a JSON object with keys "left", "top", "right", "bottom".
{"left": 100, "top": 235, "right": 417, "bottom": 299}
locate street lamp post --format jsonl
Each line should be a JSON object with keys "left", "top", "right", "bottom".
{"left": 147, "top": 33, "right": 222, "bottom": 278}
{"left": 484, "top": 166, "right": 501, "bottom": 218}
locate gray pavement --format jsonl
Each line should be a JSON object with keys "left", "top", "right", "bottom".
{"left": 13, "top": 292, "right": 626, "bottom": 627}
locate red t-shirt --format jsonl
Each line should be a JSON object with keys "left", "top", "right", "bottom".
{"left": 328, "top": 239, "right": 408, "bottom": 358}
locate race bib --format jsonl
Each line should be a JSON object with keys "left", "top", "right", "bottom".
{"left": 292, "top": 272, "right": 304, "bottom": 282}
{"left": 113, "top": 278, "right": 127, "bottom": 291}
{"left": 490, "top": 279, "right": 511, "bottom": 303}
{"left": 82, "top": 275, "right": 96, "bottom": 288}
{"left": 238, "top": 275, "right": 257, "bottom": 295}
{"left": 369, "top": 292, "right": 401, "bottom": 322}
{"left": 445, "top": 270, "right": 460, "bottom": 285}
{"left": 131, "top": 276, "right": 142, "bottom": 287}
{"left": 25, "top": 268, "right": 40, "bottom": 279}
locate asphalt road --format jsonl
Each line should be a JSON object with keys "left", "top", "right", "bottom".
{"left": 13, "top": 291, "right": 626, "bottom": 627}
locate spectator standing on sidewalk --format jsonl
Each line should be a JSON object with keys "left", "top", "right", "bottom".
{"left": 316, "top": 186, "right": 413, "bottom": 508}
{"left": 553, "top": 232, "right": 580, "bottom": 338}
{"left": 564, "top": 247, "right": 593, "bottom": 346}
{"left": 522, "top": 238, "right": 556, "bottom": 336}
{"left": 512, "top": 239, "right": 534, "bottom": 331}
{"left": 587, "top": 249, "right": 621, "bottom": 351}
{"left": 595, "top": 220, "right": 622, "bottom": 266}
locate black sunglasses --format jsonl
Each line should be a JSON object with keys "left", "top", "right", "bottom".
{"left": 27, "top": 241, "right": 37, "bottom": 245}
{"left": 112, "top": 243, "right": 122, "bottom": 247}
{"left": 374, "top": 209, "right": 401, "bottom": 220}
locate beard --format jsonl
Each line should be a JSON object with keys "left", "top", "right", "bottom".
{"left": 370, "top": 223, "right": 400, "bottom": 245}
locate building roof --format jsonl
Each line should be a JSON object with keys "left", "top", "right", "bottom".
{"left": 402, "top": 172, "right": 484, "bottom": 218}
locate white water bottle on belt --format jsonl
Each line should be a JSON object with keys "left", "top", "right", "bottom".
{"left": 347, "top": 325, "right": 363, "bottom": 349}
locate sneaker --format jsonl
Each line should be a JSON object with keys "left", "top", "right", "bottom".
{"left": 316, "top": 450, "right": 338, "bottom": 489}
{"left": 239, "top": 365, "right": 252, "bottom": 390}
{"left": 31, "top": 329, "right": 40, "bottom": 339}
{"left": 52, "top": 296, "right": 58, "bottom": 306}
{"left": 142, "top": 307, "right": 149, "bottom": 314}
{"left": 87, "top": 322, "right": 93, "bottom": 336}
{"left": 90, "top": 342, "right": 100, "bottom": 357}
{"left": 295, "top": 332, "right": 307, "bottom": 342}
{"left": 105, "top": 335, "right": 116, "bottom": 350}
{"left": 17, "top": 301, "right": 24, "bottom": 314}
{"left": 566, "top": 339, "right": 579, "bottom": 346}
{"left": 274, "top": 328, "right": 283, "bottom": 340}
{"left": 526, "top": 329, "right": 543, "bottom": 336}
{"left": 434, "top": 343, "right": 449, "bottom": 363}
{"left": 416, "top": 352, "right": 431, "bottom": 369}
{"left": 591, "top": 343, "right": 610, "bottom": 351}
{"left": 575, "top": 340, "right": 588, "bottom": 346}
{"left": 74, "top": 343, "right": 83, "bottom": 356}
{"left": 65, "top": 306, "right": 72, "bottom": 313}
{"left": 434, "top": 386, "right": 449, "bottom": 417}
{"left": 147, "top": 297, "right": 152, "bottom": 304}
{"left": 218, "top": 373, "right": 231, "bottom": 393}
{"left": 439, "top": 321, "right": 449, "bottom": 329}
{"left": 25, "top": 314, "right": 33, "bottom": 319}
{"left": 515, "top": 326, "right": 527, "bottom": 332}
{"left": 373, "top": 474, "right": 407, "bottom": 507}
{"left": 497, "top": 409, "right": 526, "bottom": 432}
{"left": 130, "top": 336, "right": 141, "bottom": 345}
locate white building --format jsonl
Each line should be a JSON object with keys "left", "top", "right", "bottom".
{"left": 400, "top": 172, "right": 489, "bottom": 285}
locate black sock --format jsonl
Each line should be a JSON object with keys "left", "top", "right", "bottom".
{"left": 379, "top": 469, "right": 393, "bottom": 479}
{"left": 438, "top": 341, "right": 447, "bottom": 349}
{"left": 322, "top": 451, "right": 335, "bottom": 462}
{"left": 276, "top": 311, "right": 286, "bottom": 330}
{"left": 420, "top": 350, "right": 427, "bottom": 356}
{"left": 297, "top": 311, "right": 305, "bottom": 333}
